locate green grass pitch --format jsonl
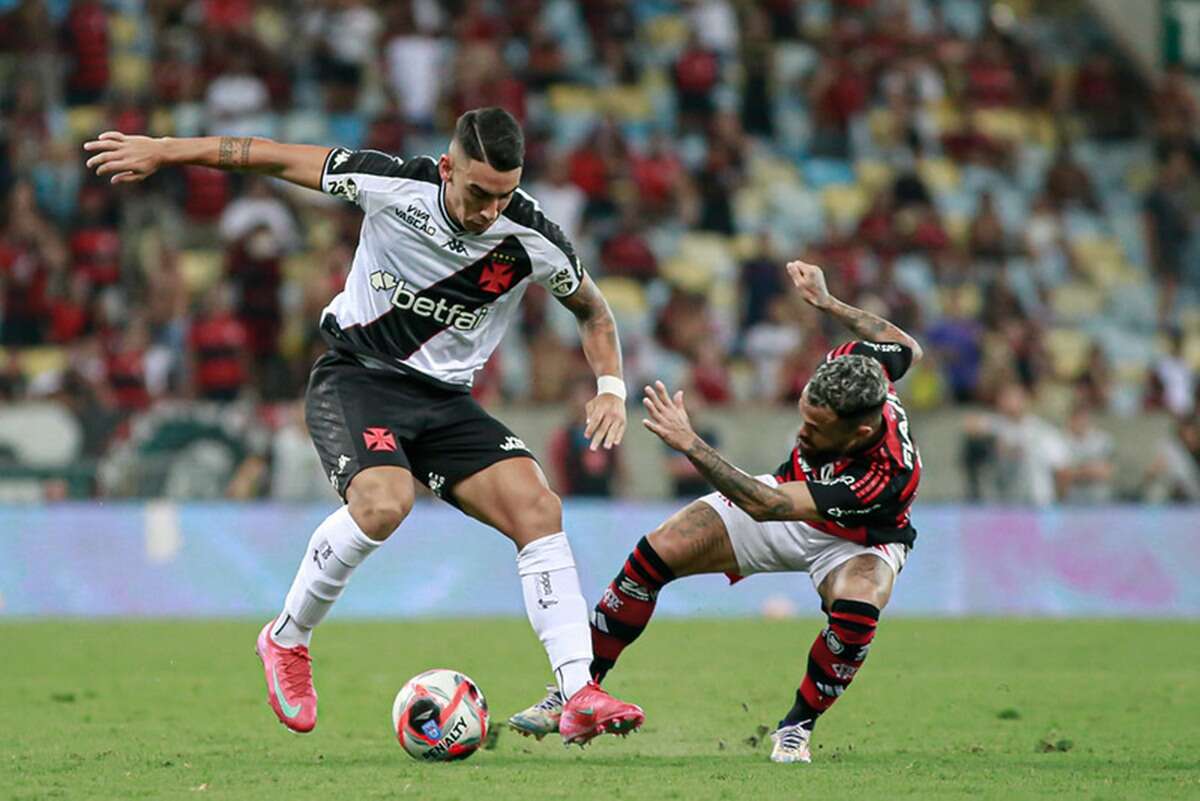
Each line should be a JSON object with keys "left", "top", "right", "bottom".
{"left": 3, "top": 619, "right": 1198, "bottom": 800}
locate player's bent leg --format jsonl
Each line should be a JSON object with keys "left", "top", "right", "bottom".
{"left": 257, "top": 466, "right": 416, "bottom": 734}
{"left": 772, "top": 553, "right": 897, "bottom": 764}
{"left": 454, "top": 458, "right": 644, "bottom": 745}
{"left": 591, "top": 501, "right": 735, "bottom": 683}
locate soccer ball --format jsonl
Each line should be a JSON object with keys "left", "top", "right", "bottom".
{"left": 392, "top": 668, "right": 489, "bottom": 762}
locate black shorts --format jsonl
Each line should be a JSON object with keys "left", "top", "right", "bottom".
{"left": 305, "top": 351, "right": 536, "bottom": 504}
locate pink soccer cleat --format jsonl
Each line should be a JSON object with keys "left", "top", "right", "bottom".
{"left": 558, "top": 681, "right": 644, "bottom": 746}
{"left": 255, "top": 621, "right": 318, "bottom": 734}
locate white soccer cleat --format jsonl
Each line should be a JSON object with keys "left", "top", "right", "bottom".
{"left": 507, "top": 685, "right": 564, "bottom": 740}
{"left": 769, "top": 723, "right": 813, "bottom": 764}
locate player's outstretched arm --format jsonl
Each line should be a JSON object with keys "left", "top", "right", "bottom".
{"left": 557, "top": 273, "right": 626, "bottom": 451}
{"left": 83, "top": 132, "right": 331, "bottom": 190}
{"left": 786, "top": 259, "right": 924, "bottom": 362}
{"left": 641, "top": 381, "right": 821, "bottom": 522}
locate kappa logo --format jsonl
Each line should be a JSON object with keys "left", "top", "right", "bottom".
{"left": 331, "top": 149, "right": 351, "bottom": 170}
{"left": 479, "top": 258, "right": 515, "bottom": 293}
{"left": 442, "top": 237, "right": 468, "bottom": 255}
{"left": 363, "top": 427, "right": 397, "bottom": 452}
{"left": 427, "top": 472, "right": 445, "bottom": 496}
{"left": 499, "top": 436, "right": 527, "bottom": 452}
{"left": 370, "top": 270, "right": 398, "bottom": 291}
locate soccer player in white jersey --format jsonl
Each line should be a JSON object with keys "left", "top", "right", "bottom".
{"left": 84, "top": 107, "right": 645, "bottom": 744}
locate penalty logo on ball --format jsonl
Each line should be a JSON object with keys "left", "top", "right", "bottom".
{"left": 393, "top": 668, "right": 489, "bottom": 762}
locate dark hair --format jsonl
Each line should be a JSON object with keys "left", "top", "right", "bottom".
{"left": 454, "top": 107, "right": 524, "bottom": 171}
{"left": 806, "top": 355, "right": 888, "bottom": 421}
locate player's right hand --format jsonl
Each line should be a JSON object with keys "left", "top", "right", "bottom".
{"left": 786, "top": 260, "right": 834, "bottom": 310}
{"left": 83, "top": 131, "right": 164, "bottom": 184}
{"left": 641, "top": 381, "right": 696, "bottom": 453}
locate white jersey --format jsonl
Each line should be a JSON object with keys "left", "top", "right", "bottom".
{"left": 318, "top": 147, "right": 584, "bottom": 391}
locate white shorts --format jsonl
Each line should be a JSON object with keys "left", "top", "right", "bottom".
{"left": 699, "top": 475, "right": 908, "bottom": 591}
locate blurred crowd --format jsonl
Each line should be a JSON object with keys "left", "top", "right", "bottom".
{"left": 1, "top": 0, "right": 1199, "bottom": 500}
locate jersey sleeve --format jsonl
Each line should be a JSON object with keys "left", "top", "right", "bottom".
{"left": 508, "top": 190, "right": 585, "bottom": 298}
{"left": 320, "top": 147, "right": 426, "bottom": 214}
{"left": 826, "top": 340, "right": 914, "bottom": 381}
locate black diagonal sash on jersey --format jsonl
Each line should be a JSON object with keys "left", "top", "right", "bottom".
{"left": 324, "top": 234, "right": 534, "bottom": 366}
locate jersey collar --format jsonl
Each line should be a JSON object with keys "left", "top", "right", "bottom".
{"left": 437, "top": 181, "right": 468, "bottom": 236}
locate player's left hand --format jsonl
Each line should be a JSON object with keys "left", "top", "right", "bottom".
{"left": 641, "top": 381, "right": 696, "bottom": 452}
{"left": 585, "top": 392, "right": 626, "bottom": 451}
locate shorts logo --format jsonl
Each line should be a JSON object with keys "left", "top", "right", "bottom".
{"left": 499, "top": 436, "right": 527, "bottom": 452}
{"left": 825, "top": 628, "right": 844, "bottom": 654}
{"left": 363, "top": 427, "right": 397, "bottom": 452}
{"left": 331, "top": 149, "right": 351, "bottom": 171}
{"left": 427, "top": 472, "right": 445, "bottom": 496}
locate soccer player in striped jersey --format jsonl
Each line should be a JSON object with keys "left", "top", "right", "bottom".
{"left": 510, "top": 260, "right": 923, "bottom": 763}
{"left": 84, "top": 107, "right": 644, "bottom": 745}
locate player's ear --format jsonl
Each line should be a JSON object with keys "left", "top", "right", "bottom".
{"left": 438, "top": 152, "right": 453, "bottom": 183}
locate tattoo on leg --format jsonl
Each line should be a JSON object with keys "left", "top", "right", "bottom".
{"left": 665, "top": 503, "right": 728, "bottom": 569}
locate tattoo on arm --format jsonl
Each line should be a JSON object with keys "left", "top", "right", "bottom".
{"left": 684, "top": 438, "right": 796, "bottom": 521}
{"left": 828, "top": 299, "right": 919, "bottom": 353}
{"left": 218, "top": 137, "right": 252, "bottom": 169}
{"left": 559, "top": 276, "right": 622, "bottom": 376}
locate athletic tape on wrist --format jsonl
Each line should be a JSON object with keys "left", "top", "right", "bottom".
{"left": 596, "top": 375, "right": 627, "bottom": 400}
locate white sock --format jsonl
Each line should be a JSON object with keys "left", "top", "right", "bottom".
{"left": 516, "top": 532, "right": 594, "bottom": 699}
{"left": 272, "top": 506, "right": 381, "bottom": 648}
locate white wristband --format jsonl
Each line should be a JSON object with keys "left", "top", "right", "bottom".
{"left": 596, "top": 375, "right": 627, "bottom": 400}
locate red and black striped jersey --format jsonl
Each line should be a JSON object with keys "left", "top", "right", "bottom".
{"left": 774, "top": 341, "right": 922, "bottom": 547}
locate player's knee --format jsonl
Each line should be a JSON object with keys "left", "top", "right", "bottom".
{"left": 645, "top": 521, "right": 691, "bottom": 572}
{"left": 347, "top": 475, "right": 414, "bottom": 541}
{"left": 515, "top": 487, "right": 562, "bottom": 535}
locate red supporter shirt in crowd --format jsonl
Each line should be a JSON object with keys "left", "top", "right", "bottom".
{"left": 188, "top": 313, "right": 248, "bottom": 397}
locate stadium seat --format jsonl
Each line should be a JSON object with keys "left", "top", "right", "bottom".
{"left": 67, "top": 106, "right": 106, "bottom": 143}
{"left": 5, "top": 347, "right": 68, "bottom": 382}
{"left": 802, "top": 158, "right": 856, "bottom": 190}
{"left": 1050, "top": 282, "right": 1104, "bottom": 321}
{"left": 178, "top": 250, "right": 225, "bottom": 294}
{"left": 1046, "top": 327, "right": 1092, "bottom": 378}
{"left": 856, "top": 159, "right": 894, "bottom": 195}
{"left": 821, "top": 184, "right": 868, "bottom": 230}
{"left": 917, "top": 157, "right": 961, "bottom": 196}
